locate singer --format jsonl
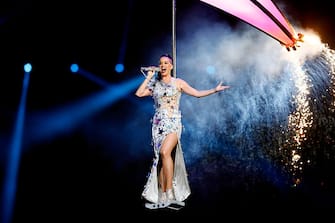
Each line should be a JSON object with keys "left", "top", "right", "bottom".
{"left": 135, "top": 53, "right": 230, "bottom": 210}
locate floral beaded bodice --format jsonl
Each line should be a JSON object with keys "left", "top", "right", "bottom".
{"left": 142, "top": 76, "right": 191, "bottom": 204}
{"left": 151, "top": 78, "right": 181, "bottom": 118}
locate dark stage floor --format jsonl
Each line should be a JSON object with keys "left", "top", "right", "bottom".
{"left": 9, "top": 141, "right": 335, "bottom": 222}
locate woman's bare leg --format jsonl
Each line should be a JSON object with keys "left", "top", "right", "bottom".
{"left": 159, "top": 168, "right": 165, "bottom": 192}
{"left": 160, "top": 133, "right": 178, "bottom": 192}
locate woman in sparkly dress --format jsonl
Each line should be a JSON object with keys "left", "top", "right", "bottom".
{"left": 135, "top": 54, "right": 230, "bottom": 209}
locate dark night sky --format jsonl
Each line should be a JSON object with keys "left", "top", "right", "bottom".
{"left": 1, "top": 0, "right": 335, "bottom": 221}
{"left": 1, "top": 0, "right": 334, "bottom": 106}
{"left": 1, "top": 0, "right": 334, "bottom": 102}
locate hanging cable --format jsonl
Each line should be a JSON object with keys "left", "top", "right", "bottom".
{"left": 172, "top": 0, "right": 176, "bottom": 77}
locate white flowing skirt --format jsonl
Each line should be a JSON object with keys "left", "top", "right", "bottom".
{"left": 141, "top": 114, "right": 191, "bottom": 203}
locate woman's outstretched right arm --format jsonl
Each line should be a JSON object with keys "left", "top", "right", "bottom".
{"left": 135, "top": 70, "right": 155, "bottom": 97}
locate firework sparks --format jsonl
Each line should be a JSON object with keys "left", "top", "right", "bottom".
{"left": 280, "top": 37, "right": 335, "bottom": 185}
{"left": 285, "top": 65, "right": 313, "bottom": 184}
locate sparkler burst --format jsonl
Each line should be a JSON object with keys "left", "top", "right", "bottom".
{"left": 175, "top": 24, "right": 335, "bottom": 196}
{"left": 278, "top": 43, "right": 335, "bottom": 186}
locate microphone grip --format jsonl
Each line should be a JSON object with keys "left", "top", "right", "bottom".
{"left": 141, "top": 67, "right": 160, "bottom": 72}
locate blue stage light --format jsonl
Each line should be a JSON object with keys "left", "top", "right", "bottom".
{"left": 24, "top": 63, "right": 32, "bottom": 73}
{"left": 115, "top": 63, "right": 124, "bottom": 73}
{"left": 70, "top": 63, "right": 79, "bottom": 73}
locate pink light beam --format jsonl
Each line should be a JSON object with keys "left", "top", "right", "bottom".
{"left": 200, "top": 0, "right": 303, "bottom": 50}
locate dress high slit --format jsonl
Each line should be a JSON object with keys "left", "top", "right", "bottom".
{"left": 141, "top": 77, "right": 191, "bottom": 204}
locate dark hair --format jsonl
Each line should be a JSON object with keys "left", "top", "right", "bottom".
{"left": 159, "top": 53, "right": 173, "bottom": 63}
{"left": 156, "top": 53, "right": 173, "bottom": 80}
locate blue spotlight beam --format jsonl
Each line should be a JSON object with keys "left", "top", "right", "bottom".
{"left": 116, "top": 0, "right": 134, "bottom": 72}
{"left": 76, "top": 67, "right": 112, "bottom": 88}
{"left": 2, "top": 71, "right": 30, "bottom": 223}
{"left": 25, "top": 77, "right": 143, "bottom": 145}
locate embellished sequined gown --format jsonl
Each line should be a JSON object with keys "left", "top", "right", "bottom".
{"left": 141, "top": 77, "right": 191, "bottom": 203}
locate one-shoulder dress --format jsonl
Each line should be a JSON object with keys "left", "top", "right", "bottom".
{"left": 141, "top": 77, "right": 191, "bottom": 204}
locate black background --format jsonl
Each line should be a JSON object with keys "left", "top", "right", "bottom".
{"left": 1, "top": 0, "right": 335, "bottom": 221}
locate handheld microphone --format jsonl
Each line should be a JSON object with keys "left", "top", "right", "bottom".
{"left": 140, "top": 67, "right": 160, "bottom": 72}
